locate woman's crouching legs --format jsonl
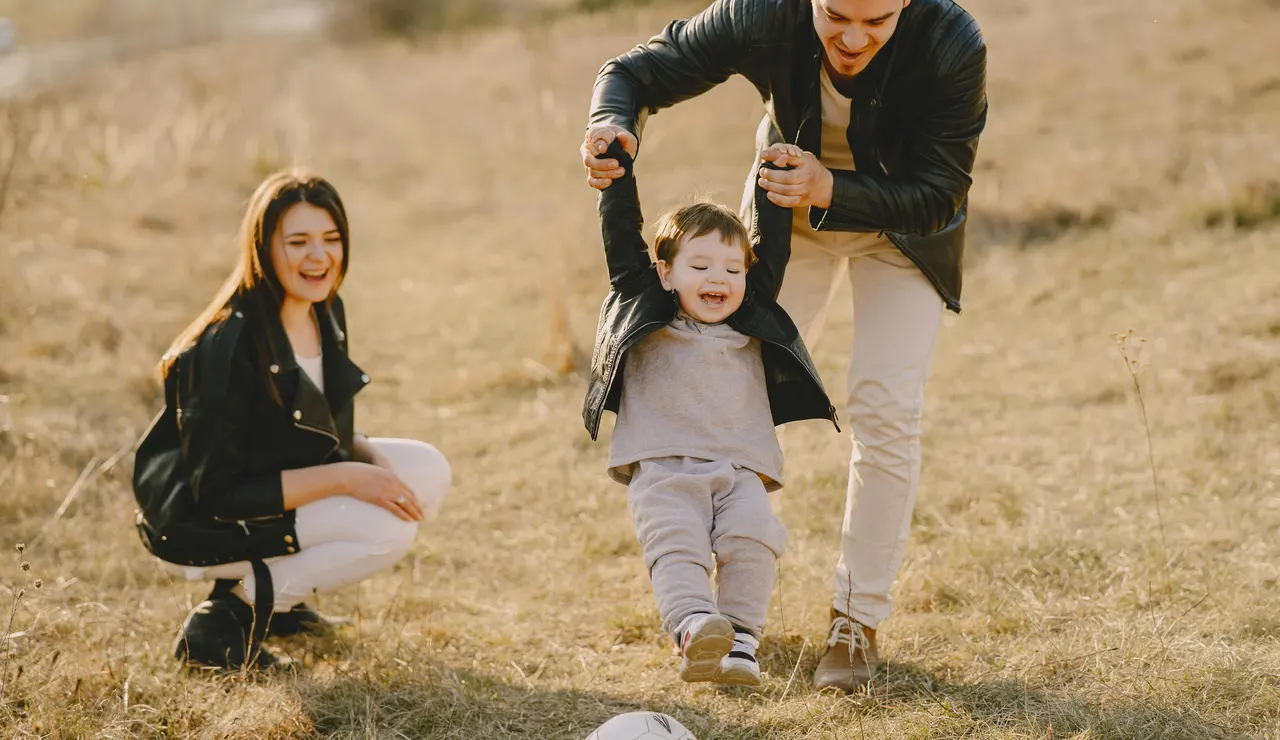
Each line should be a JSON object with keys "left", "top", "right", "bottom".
{"left": 368, "top": 438, "right": 452, "bottom": 518}
{"left": 269, "top": 504, "right": 417, "bottom": 605}
{"left": 254, "top": 439, "right": 450, "bottom": 607}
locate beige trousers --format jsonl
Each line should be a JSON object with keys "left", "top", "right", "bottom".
{"left": 159, "top": 438, "right": 451, "bottom": 611}
{"left": 627, "top": 457, "right": 788, "bottom": 638}
{"left": 776, "top": 235, "right": 944, "bottom": 628}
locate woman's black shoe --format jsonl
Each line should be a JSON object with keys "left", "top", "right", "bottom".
{"left": 173, "top": 592, "right": 279, "bottom": 670}
{"left": 206, "top": 580, "right": 341, "bottom": 638}
{"left": 266, "top": 602, "right": 346, "bottom": 638}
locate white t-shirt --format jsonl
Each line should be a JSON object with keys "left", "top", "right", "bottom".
{"left": 788, "top": 65, "right": 895, "bottom": 258}
{"left": 297, "top": 351, "right": 324, "bottom": 392}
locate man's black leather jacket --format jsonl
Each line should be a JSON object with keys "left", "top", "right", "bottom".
{"left": 588, "top": 0, "right": 987, "bottom": 312}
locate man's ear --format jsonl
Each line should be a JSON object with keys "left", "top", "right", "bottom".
{"left": 656, "top": 260, "right": 674, "bottom": 291}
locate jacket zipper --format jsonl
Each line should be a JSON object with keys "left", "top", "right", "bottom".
{"left": 763, "top": 338, "right": 841, "bottom": 433}
{"left": 214, "top": 517, "right": 261, "bottom": 534}
{"left": 209, "top": 424, "right": 337, "bottom": 534}
{"left": 293, "top": 421, "right": 340, "bottom": 459}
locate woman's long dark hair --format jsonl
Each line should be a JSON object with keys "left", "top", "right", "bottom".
{"left": 160, "top": 169, "right": 350, "bottom": 402}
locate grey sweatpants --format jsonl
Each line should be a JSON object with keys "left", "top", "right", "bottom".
{"left": 627, "top": 457, "right": 788, "bottom": 638}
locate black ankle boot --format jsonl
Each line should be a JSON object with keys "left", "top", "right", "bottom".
{"left": 174, "top": 589, "right": 278, "bottom": 670}
{"left": 267, "top": 602, "right": 346, "bottom": 638}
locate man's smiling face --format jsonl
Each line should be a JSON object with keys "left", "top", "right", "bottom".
{"left": 813, "top": 0, "right": 910, "bottom": 79}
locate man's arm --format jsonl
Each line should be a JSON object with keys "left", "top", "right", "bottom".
{"left": 811, "top": 35, "right": 987, "bottom": 236}
{"left": 588, "top": 0, "right": 774, "bottom": 138}
{"left": 584, "top": 0, "right": 785, "bottom": 188}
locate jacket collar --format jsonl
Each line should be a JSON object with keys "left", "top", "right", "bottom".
{"left": 265, "top": 300, "right": 370, "bottom": 435}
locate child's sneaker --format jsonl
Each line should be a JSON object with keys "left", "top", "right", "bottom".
{"left": 676, "top": 613, "right": 735, "bottom": 683}
{"left": 716, "top": 629, "right": 762, "bottom": 686}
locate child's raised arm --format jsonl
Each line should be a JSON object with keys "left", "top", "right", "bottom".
{"left": 597, "top": 140, "right": 659, "bottom": 296}
{"left": 745, "top": 157, "right": 796, "bottom": 301}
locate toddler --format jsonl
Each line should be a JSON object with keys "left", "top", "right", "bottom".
{"left": 583, "top": 141, "right": 838, "bottom": 686}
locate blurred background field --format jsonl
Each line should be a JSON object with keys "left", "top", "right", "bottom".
{"left": 0, "top": 0, "right": 1278, "bottom": 737}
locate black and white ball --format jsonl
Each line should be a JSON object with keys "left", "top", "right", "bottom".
{"left": 586, "top": 712, "right": 697, "bottom": 740}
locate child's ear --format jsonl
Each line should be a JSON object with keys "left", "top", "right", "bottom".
{"left": 656, "top": 260, "right": 674, "bottom": 291}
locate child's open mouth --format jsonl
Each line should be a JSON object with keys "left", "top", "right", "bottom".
{"left": 699, "top": 291, "right": 727, "bottom": 307}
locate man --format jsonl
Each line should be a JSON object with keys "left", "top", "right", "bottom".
{"left": 580, "top": 0, "right": 986, "bottom": 692}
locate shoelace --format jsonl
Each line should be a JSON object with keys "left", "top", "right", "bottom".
{"left": 826, "top": 615, "right": 871, "bottom": 651}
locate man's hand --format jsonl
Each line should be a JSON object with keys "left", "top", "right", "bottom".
{"left": 582, "top": 125, "right": 639, "bottom": 190}
{"left": 758, "top": 143, "right": 834, "bottom": 209}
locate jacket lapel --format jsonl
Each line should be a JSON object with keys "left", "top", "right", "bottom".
{"left": 318, "top": 305, "right": 369, "bottom": 416}
{"left": 265, "top": 303, "right": 369, "bottom": 444}
{"left": 794, "top": 27, "right": 823, "bottom": 155}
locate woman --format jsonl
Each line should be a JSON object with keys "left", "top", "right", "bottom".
{"left": 132, "top": 169, "right": 451, "bottom": 670}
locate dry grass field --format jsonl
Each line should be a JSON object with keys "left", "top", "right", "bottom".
{"left": 1, "top": 0, "right": 1279, "bottom": 736}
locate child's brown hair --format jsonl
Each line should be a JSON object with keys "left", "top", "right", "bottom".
{"left": 653, "top": 202, "right": 757, "bottom": 268}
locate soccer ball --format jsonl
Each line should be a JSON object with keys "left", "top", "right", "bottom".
{"left": 585, "top": 712, "right": 697, "bottom": 740}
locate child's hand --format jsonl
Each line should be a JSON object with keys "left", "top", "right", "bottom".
{"left": 759, "top": 144, "right": 834, "bottom": 209}
{"left": 761, "top": 143, "right": 805, "bottom": 168}
{"left": 582, "top": 125, "right": 639, "bottom": 190}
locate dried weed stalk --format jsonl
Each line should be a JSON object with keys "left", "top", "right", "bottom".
{"left": 1113, "top": 329, "right": 1171, "bottom": 587}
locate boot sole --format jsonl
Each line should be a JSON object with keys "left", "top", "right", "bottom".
{"left": 679, "top": 616, "right": 735, "bottom": 683}
{"left": 813, "top": 665, "right": 877, "bottom": 693}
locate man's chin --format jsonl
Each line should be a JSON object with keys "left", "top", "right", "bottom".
{"left": 825, "top": 51, "right": 868, "bottom": 78}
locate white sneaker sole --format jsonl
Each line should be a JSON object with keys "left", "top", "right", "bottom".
{"left": 678, "top": 615, "right": 735, "bottom": 683}
{"left": 715, "top": 657, "right": 762, "bottom": 687}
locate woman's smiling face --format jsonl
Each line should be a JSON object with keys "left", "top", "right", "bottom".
{"left": 270, "top": 202, "right": 345, "bottom": 306}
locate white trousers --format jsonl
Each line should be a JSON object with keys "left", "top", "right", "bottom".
{"left": 160, "top": 438, "right": 451, "bottom": 611}
{"left": 776, "top": 238, "right": 944, "bottom": 628}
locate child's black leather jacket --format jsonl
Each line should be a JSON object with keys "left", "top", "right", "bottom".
{"left": 583, "top": 141, "right": 838, "bottom": 439}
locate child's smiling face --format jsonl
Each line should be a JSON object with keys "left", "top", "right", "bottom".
{"left": 656, "top": 231, "right": 749, "bottom": 324}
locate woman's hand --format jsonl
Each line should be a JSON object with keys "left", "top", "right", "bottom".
{"left": 340, "top": 462, "right": 423, "bottom": 522}
{"left": 758, "top": 143, "right": 834, "bottom": 209}
{"left": 581, "top": 124, "right": 639, "bottom": 190}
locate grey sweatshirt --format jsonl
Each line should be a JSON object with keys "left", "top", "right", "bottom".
{"left": 607, "top": 315, "right": 784, "bottom": 491}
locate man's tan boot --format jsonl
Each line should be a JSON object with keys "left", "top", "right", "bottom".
{"left": 812, "top": 609, "right": 879, "bottom": 692}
